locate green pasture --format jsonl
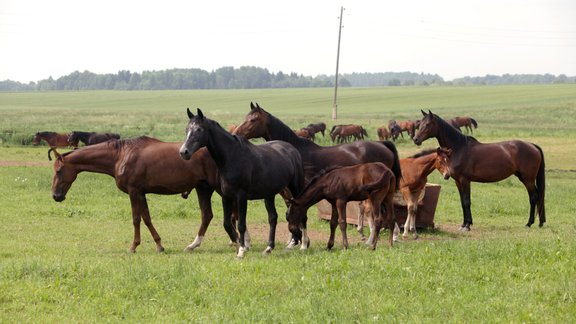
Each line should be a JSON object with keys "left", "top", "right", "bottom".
{"left": 1, "top": 85, "right": 576, "bottom": 322}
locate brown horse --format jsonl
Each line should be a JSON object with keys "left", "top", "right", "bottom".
{"left": 68, "top": 131, "right": 121, "bottom": 146}
{"left": 449, "top": 116, "right": 478, "bottom": 133}
{"left": 389, "top": 120, "right": 417, "bottom": 139}
{"left": 32, "top": 131, "right": 76, "bottom": 161}
{"left": 51, "top": 136, "right": 240, "bottom": 253}
{"left": 294, "top": 127, "right": 314, "bottom": 140}
{"left": 414, "top": 110, "right": 545, "bottom": 231}
{"left": 286, "top": 162, "right": 396, "bottom": 250}
{"left": 233, "top": 102, "right": 401, "bottom": 248}
{"left": 330, "top": 124, "right": 367, "bottom": 143}
{"left": 358, "top": 147, "right": 451, "bottom": 241}
{"left": 377, "top": 126, "right": 391, "bottom": 141}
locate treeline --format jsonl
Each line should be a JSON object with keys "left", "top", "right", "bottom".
{"left": 1, "top": 67, "right": 574, "bottom": 91}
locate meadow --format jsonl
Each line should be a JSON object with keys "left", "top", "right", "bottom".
{"left": 1, "top": 85, "right": 575, "bottom": 322}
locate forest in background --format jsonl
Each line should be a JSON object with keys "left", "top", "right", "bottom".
{"left": 1, "top": 66, "right": 574, "bottom": 91}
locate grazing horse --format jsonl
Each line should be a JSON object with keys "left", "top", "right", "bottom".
{"left": 357, "top": 147, "right": 451, "bottom": 241}
{"left": 307, "top": 122, "right": 327, "bottom": 137}
{"left": 68, "top": 131, "right": 121, "bottom": 146}
{"left": 330, "top": 124, "right": 366, "bottom": 143}
{"left": 32, "top": 131, "right": 76, "bottom": 161}
{"left": 286, "top": 162, "right": 396, "bottom": 250}
{"left": 179, "top": 108, "right": 304, "bottom": 258}
{"left": 294, "top": 127, "right": 314, "bottom": 141}
{"left": 233, "top": 102, "right": 401, "bottom": 247}
{"left": 51, "top": 136, "right": 239, "bottom": 253}
{"left": 449, "top": 116, "right": 478, "bottom": 133}
{"left": 389, "top": 120, "right": 417, "bottom": 139}
{"left": 414, "top": 110, "right": 545, "bottom": 231}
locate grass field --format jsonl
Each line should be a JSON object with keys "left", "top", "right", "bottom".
{"left": 1, "top": 85, "right": 576, "bottom": 322}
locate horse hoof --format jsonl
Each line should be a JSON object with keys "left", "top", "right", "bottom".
{"left": 459, "top": 226, "right": 471, "bottom": 232}
{"left": 525, "top": 223, "right": 533, "bottom": 228}
{"left": 157, "top": 247, "right": 165, "bottom": 253}
{"left": 286, "top": 240, "right": 297, "bottom": 249}
{"left": 237, "top": 246, "right": 247, "bottom": 258}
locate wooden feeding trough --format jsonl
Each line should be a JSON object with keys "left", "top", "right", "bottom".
{"left": 316, "top": 183, "right": 441, "bottom": 229}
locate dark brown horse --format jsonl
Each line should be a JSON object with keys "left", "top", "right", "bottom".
{"left": 286, "top": 162, "right": 396, "bottom": 250}
{"left": 233, "top": 102, "right": 401, "bottom": 247}
{"left": 68, "top": 131, "right": 121, "bottom": 146}
{"left": 449, "top": 116, "right": 478, "bottom": 133}
{"left": 389, "top": 120, "right": 417, "bottom": 139}
{"left": 307, "top": 122, "right": 327, "bottom": 137}
{"left": 294, "top": 127, "right": 314, "bottom": 141}
{"left": 414, "top": 110, "right": 545, "bottom": 231}
{"left": 51, "top": 136, "right": 239, "bottom": 253}
{"left": 32, "top": 131, "right": 76, "bottom": 161}
{"left": 377, "top": 126, "right": 391, "bottom": 141}
{"left": 330, "top": 124, "right": 367, "bottom": 143}
{"left": 179, "top": 108, "right": 304, "bottom": 258}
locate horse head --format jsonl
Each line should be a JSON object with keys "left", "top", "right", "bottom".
{"left": 179, "top": 108, "right": 209, "bottom": 160}
{"left": 51, "top": 150, "right": 77, "bottom": 202}
{"left": 413, "top": 110, "right": 438, "bottom": 145}
{"left": 285, "top": 201, "right": 304, "bottom": 243}
{"left": 232, "top": 102, "right": 269, "bottom": 140}
{"left": 435, "top": 147, "right": 452, "bottom": 180}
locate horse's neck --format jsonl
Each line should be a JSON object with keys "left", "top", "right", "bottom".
{"left": 206, "top": 125, "right": 242, "bottom": 169}
{"left": 436, "top": 119, "right": 468, "bottom": 149}
{"left": 413, "top": 154, "right": 439, "bottom": 178}
{"left": 295, "top": 181, "right": 326, "bottom": 209}
{"left": 67, "top": 146, "right": 117, "bottom": 175}
{"left": 267, "top": 116, "right": 314, "bottom": 148}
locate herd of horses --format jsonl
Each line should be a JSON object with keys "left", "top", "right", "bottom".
{"left": 46, "top": 103, "right": 546, "bottom": 258}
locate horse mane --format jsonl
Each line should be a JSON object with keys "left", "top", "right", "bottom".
{"left": 260, "top": 107, "right": 315, "bottom": 147}
{"left": 37, "top": 131, "right": 58, "bottom": 136}
{"left": 409, "top": 148, "right": 436, "bottom": 159}
{"left": 432, "top": 112, "right": 478, "bottom": 145}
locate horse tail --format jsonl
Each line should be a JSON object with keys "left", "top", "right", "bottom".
{"left": 470, "top": 118, "right": 478, "bottom": 128}
{"left": 534, "top": 143, "right": 546, "bottom": 225}
{"left": 381, "top": 141, "right": 402, "bottom": 190}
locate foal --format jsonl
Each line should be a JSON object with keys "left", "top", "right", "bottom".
{"left": 286, "top": 162, "right": 396, "bottom": 250}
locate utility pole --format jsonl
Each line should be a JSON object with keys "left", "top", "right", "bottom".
{"left": 332, "top": 6, "right": 344, "bottom": 120}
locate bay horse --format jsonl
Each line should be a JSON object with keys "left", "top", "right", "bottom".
{"left": 286, "top": 162, "right": 396, "bottom": 250}
{"left": 68, "top": 131, "right": 121, "bottom": 146}
{"left": 233, "top": 102, "right": 401, "bottom": 247}
{"left": 413, "top": 110, "right": 545, "bottom": 231}
{"left": 377, "top": 126, "right": 391, "bottom": 141}
{"left": 179, "top": 108, "right": 304, "bottom": 258}
{"left": 32, "top": 131, "right": 76, "bottom": 161}
{"left": 295, "top": 127, "right": 314, "bottom": 141}
{"left": 389, "top": 119, "right": 417, "bottom": 139}
{"left": 358, "top": 148, "right": 452, "bottom": 240}
{"left": 51, "top": 136, "right": 240, "bottom": 253}
{"left": 331, "top": 124, "right": 367, "bottom": 143}
{"left": 449, "top": 116, "right": 478, "bottom": 133}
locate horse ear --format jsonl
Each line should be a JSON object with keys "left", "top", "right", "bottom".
{"left": 187, "top": 107, "right": 194, "bottom": 119}
{"left": 421, "top": 109, "right": 427, "bottom": 116}
{"left": 196, "top": 108, "right": 204, "bottom": 120}
{"left": 256, "top": 102, "right": 261, "bottom": 109}
{"left": 428, "top": 109, "right": 433, "bottom": 115}
{"left": 250, "top": 102, "right": 256, "bottom": 110}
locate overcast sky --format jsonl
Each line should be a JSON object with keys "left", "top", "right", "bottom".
{"left": 1, "top": 0, "right": 575, "bottom": 83}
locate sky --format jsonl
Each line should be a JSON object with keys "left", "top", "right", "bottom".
{"left": 1, "top": 0, "right": 575, "bottom": 83}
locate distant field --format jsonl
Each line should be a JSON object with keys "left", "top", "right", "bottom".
{"left": 1, "top": 85, "right": 575, "bottom": 322}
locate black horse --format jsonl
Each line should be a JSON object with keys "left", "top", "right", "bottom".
{"left": 68, "top": 131, "right": 120, "bottom": 146}
{"left": 179, "top": 108, "right": 304, "bottom": 258}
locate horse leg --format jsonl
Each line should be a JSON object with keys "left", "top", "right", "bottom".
{"left": 235, "top": 195, "right": 249, "bottom": 258}
{"left": 518, "top": 176, "right": 539, "bottom": 227}
{"left": 184, "top": 184, "right": 214, "bottom": 252}
{"left": 327, "top": 202, "right": 338, "bottom": 250}
{"left": 129, "top": 192, "right": 164, "bottom": 252}
{"left": 357, "top": 201, "right": 366, "bottom": 240}
{"left": 47, "top": 148, "right": 54, "bottom": 161}
{"left": 263, "top": 197, "right": 278, "bottom": 255}
{"left": 336, "top": 200, "right": 349, "bottom": 249}
{"left": 367, "top": 199, "right": 382, "bottom": 250}
{"left": 222, "top": 196, "right": 239, "bottom": 250}
{"left": 455, "top": 179, "right": 473, "bottom": 231}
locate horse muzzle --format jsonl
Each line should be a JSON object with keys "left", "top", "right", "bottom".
{"left": 413, "top": 137, "right": 422, "bottom": 145}
{"left": 52, "top": 193, "right": 66, "bottom": 202}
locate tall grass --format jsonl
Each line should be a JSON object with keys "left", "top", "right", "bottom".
{"left": 1, "top": 85, "right": 576, "bottom": 322}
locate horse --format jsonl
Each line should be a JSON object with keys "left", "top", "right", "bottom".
{"left": 413, "top": 110, "right": 545, "bottom": 231}
{"left": 68, "top": 131, "right": 121, "bottom": 146}
{"left": 286, "top": 162, "right": 396, "bottom": 250}
{"left": 294, "top": 127, "right": 314, "bottom": 141}
{"left": 358, "top": 147, "right": 452, "bottom": 240}
{"left": 389, "top": 120, "right": 417, "bottom": 139}
{"left": 307, "top": 122, "right": 326, "bottom": 137}
{"left": 330, "top": 124, "right": 366, "bottom": 143}
{"left": 32, "top": 131, "right": 76, "bottom": 161}
{"left": 377, "top": 126, "right": 391, "bottom": 141}
{"left": 51, "top": 136, "right": 240, "bottom": 253}
{"left": 449, "top": 116, "right": 478, "bottom": 133}
{"left": 233, "top": 102, "right": 401, "bottom": 247}
{"left": 179, "top": 108, "right": 304, "bottom": 258}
